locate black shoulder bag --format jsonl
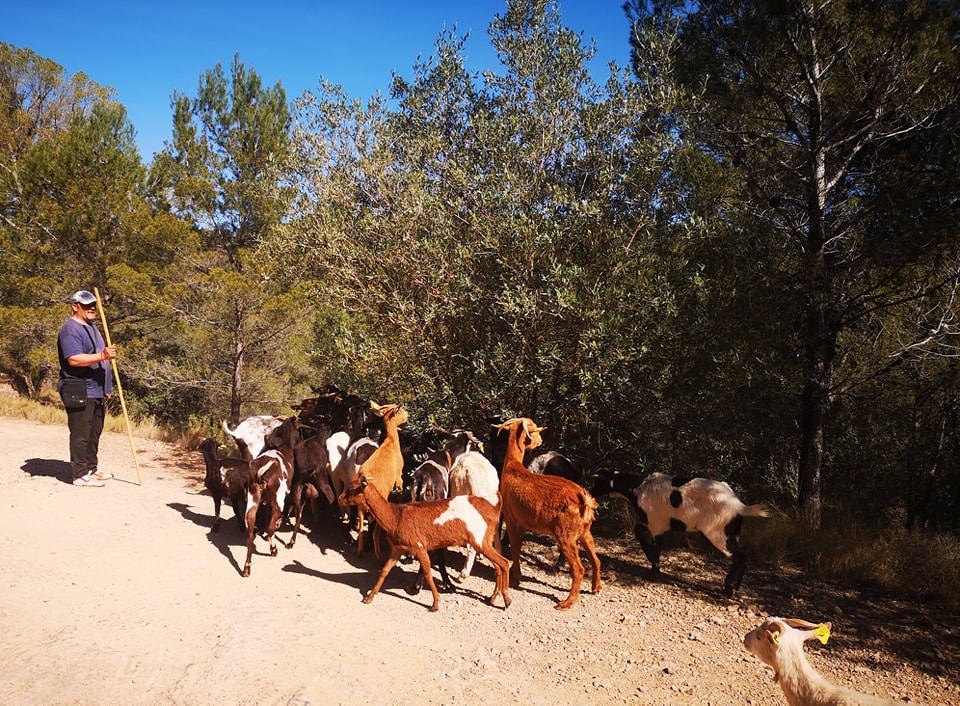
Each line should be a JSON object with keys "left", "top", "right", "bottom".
{"left": 60, "top": 378, "right": 88, "bottom": 408}
{"left": 60, "top": 324, "right": 99, "bottom": 409}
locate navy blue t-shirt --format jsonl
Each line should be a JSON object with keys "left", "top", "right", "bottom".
{"left": 57, "top": 318, "right": 112, "bottom": 398}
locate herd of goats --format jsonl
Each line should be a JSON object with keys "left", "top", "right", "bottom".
{"left": 200, "top": 385, "right": 905, "bottom": 706}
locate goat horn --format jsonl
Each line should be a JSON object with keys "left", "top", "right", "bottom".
{"left": 369, "top": 400, "right": 382, "bottom": 411}
{"left": 783, "top": 618, "right": 822, "bottom": 630}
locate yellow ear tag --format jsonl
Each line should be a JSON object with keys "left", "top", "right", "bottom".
{"left": 813, "top": 624, "right": 830, "bottom": 644}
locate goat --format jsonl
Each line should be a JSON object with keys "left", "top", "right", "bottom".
{"left": 330, "top": 433, "right": 379, "bottom": 527}
{"left": 353, "top": 402, "right": 408, "bottom": 555}
{"left": 410, "top": 429, "right": 484, "bottom": 503}
{"left": 590, "top": 468, "right": 769, "bottom": 597}
{"left": 340, "top": 475, "right": 510, "bottom": 612}
{"left": 239, "top": 416, "right": 299, "bottom": 577}
{"left": 527, "top": 450, "right": 583, "bottom": 484}
{"left": 222, "top": 414, "right": 283, "bottom": 461}
{"left": 743, "top": 617, "right": 905, "bottom": 705}
{"left": 283, "top": 430, "right": 338, "bottom": 549}
{"left": 199, "top": 437, "right": 253, "bottom": 532}
{"left": 447, "top": 450, "right": 500, "bottom": 583}
{"left": 495, "top": 418, "right": 602, "bottom": 610}
{"left": 408, "top": 429, "right": 485, "bottom": 593}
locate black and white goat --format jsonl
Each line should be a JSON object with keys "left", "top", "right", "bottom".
{"left": 591, "top": 468, "right": 770, "bottom": 597}
{"left": 527, "top": 450, "right": 583, "bottom": 484}
{"left": 222, "top": 414, "right": 283, "bottom": 461}
{"left": 239, "top": 416, "right": 300, "bottom": 577}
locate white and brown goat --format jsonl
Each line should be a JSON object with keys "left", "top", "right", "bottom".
{"left": 340, "top": 474, "right": 510, "bottom": 612}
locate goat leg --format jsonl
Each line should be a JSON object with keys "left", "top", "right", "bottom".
{"left": 635, "top": 524, "right": 662, "bottom": 577}
{"left": 724, "top": 551, "right": 748, "bottom": 597}
{"left": 505, "top": 524, "right": 526, "bottom": 588}
{"left": 362, "top": 546, "right": 404, "bottom": 604}
{"left": 479, "top": 544, "right": 512, "bottom": 609}
{"left": 579, "top": 530, "right": 603, "bottom": 595}
{"left": 211, "top": 493, "right": 222, "bottom": 532}
{"left": 242, "top": 502, "right": 259, "bottom": 578}
{"left": 284, "top": 483, "right": 304, "bottom": 550}
{"left": 554, "top": 538, "right": 586, "bottom": 611}
{"left": 411, "top": 548, "right": 442, "bottom": 612}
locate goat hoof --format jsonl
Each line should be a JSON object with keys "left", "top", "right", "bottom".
{"left": 361, "top": 594, "right": 375, "bottom": 604}
{"left": 554, "top": 601, "right": 573, "bottom": 611}
{"left": 242, "top": 567, "right": 250, "bottom": 578}
{"left": 429, "top": 604, "right": 440, "bottom": 612}
{"left": 284, "top": 541, "right": 295, "bottom": 550}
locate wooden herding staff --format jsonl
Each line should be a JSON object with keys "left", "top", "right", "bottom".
{"left": 94, "top": 287, "right": 142, "bottom": 486}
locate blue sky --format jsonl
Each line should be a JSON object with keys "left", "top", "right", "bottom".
{"left": 7, "top": 1, "right": 633, "bottom": 161}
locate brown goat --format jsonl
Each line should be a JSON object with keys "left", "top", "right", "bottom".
{"left": 353, "top": 401, "right": 408, "bottom": 556}
{"left": 200, "top": 437, "right": 254, "bottom": 532}
{"left": 340, "top": 475, "right": 511, "bottom": 612}
{"left": 496, "top": 417, "right": 602, "bottom": 610}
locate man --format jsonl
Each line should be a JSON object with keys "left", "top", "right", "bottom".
{"left": 57, "top": 290, "right": 117, "bottom": 487}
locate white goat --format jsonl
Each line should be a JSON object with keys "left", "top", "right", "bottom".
{"left": 743, "top": 617, "right": 905, "bottom": 705}
{"left": 447, "top": 450, "right": 500, "bottom": 582}
{"left": 222, "top": 415, "right": 283, "bottom": 461}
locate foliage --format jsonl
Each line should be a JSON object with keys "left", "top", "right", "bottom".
{"left": 627, "top": 0, "right": 960, "bottom": 525}
{"left": 0, "top": 43, "right": 149, "bottom": 397}
{"left": 280, "top": 0, "right": 700, "bottom": 472}
{"left": 143, "top": 54, "right": 309, "bottom": 424}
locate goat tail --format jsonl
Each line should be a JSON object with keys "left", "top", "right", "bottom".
{"left": 580, "top": 489, "right": 598, "bottom": 522}
{"left": 743, "top": 502, "right": 771, "bottom": 518}
{"left": 222, "top": 420, "right": 236, "bottom": 437}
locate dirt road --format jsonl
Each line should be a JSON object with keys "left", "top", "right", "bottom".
{"left": 0, "top": 418, "right": 956, "bottom": 705}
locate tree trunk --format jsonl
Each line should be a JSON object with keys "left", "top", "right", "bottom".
{"left": 229, "top": 299, "right": 245, "bottom": 427}
{"left": 796, "top": 139, "right": 834, "bottom": 529}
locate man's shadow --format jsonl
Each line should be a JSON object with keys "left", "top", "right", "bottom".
{"left": 22, "top": 458, "right": 73, "bottom": 484}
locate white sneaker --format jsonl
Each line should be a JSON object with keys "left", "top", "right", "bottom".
{"left": 73, "top": 474, "right": 105, "bottom": 487}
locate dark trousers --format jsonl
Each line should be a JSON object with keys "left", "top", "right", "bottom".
{"left": 66, "top": 398, "right": 105, "bottom": 480}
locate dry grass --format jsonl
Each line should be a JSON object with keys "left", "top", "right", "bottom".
{"left": 0, "top": 392, "right": 201, "bottom": 448}
{"left": 594, "top": 493, "right": 960, "bottom": 612}
{"left": 747, "top": 507, "right": 960, "bottom": 612}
